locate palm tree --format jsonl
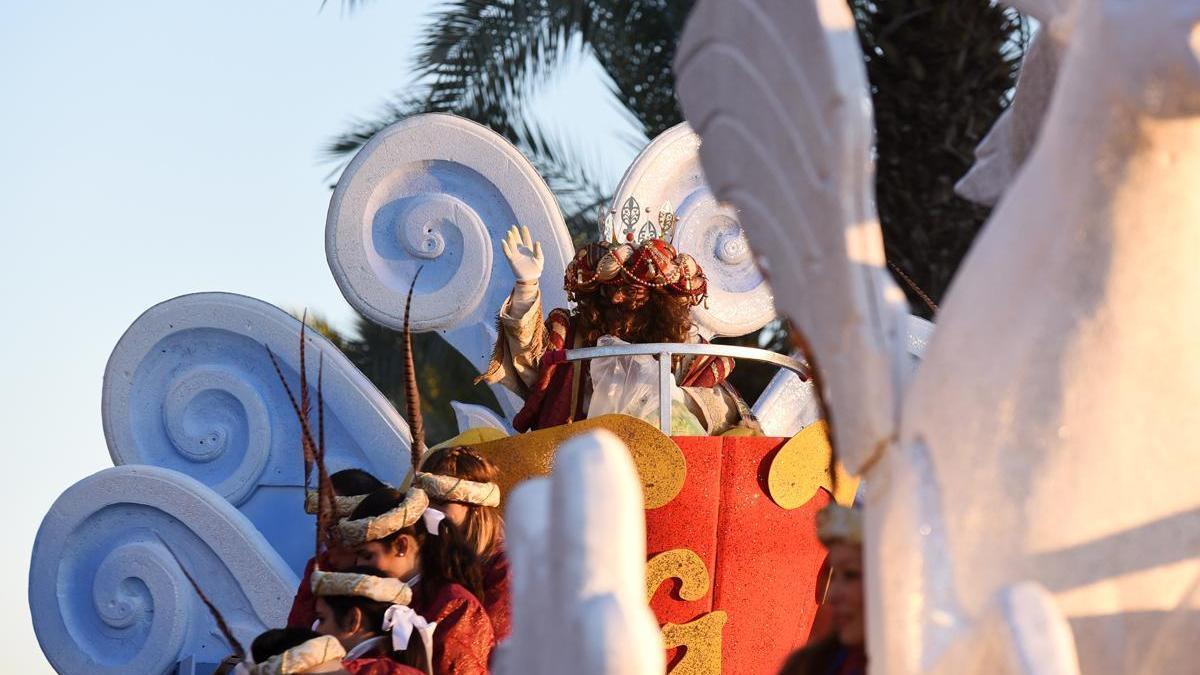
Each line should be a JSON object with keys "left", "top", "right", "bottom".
{"left": 322, "top": 0, "right": 1026, "bottom": 410}
{"left": 293, "top": 310, "right": 501, "bottom": 444}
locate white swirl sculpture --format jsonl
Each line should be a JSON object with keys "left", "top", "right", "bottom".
{"left": 102, "top": 292, "right": 411, "bottom": 573}
{"left": 494, "top": 430, "right": 664, "bottom": 675}
{"left": 29, "top": 465, "right": 296, "bottom": 675}
{"left": 610, "top": 122, "right": 775, "bottom": 339}
{"left": 678, "top": 0, "right": 1200, "bottom": 673}
{"left": 326, "top": 113, "right": 576, "bottom": 418}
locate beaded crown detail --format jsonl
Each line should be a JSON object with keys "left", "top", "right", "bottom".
{"left": 600, "top": 196, "right": 679, "bottom": 245}
{"left": 568, "top": 196, "right": 705, "bottom": 305}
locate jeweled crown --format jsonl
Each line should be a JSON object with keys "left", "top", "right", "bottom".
{"left": 600, "top": 196, "right": 679, "bottom": 245}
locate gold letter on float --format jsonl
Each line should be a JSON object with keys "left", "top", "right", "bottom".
{"left": 646, "top": 549, "right": 727, "bottom": 675}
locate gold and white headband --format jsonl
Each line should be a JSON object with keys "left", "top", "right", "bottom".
{"left": 303, "top": 491, "right": 369, "bottom": 518}
{"left": 816, "top": 504, "right": 863, "bottom": 546}
{"left": 415, "top": 472, "right": 501, "bottom": 507}
{"left": 310, "top": 569, "right": 413, "bottom": 605}
{"left": 338, "top": 488, "right": 430, "bottom": 545}
{"left": 235, "top": 635, "right": 346, "bottom": 675}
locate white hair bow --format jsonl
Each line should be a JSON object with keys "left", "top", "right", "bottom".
{"left": 383, "top": 604, "right": 438, "bottom": 675}
{"left": 422, "top": 507, "right": 446, "bottom": 536}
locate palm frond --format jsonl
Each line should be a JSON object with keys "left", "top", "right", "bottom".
{"left": 326, "top": 0, "right": 600, "bottom": 160}
{"left": 322, "top": 96, "right": 425, "bottom": 162}
{"left": 563, "top": 193, "right": 611, "bottom": 248}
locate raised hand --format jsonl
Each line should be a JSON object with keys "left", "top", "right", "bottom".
{"left": 501, "top": 225, "right": 544, "bottom": 283}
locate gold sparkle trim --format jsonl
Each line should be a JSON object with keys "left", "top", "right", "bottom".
{"left": 767, "top": 420, "right": 859, "bottom": 509}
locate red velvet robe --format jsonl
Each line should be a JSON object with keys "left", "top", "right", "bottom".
{"left": 287, "top": 555, "right": 321, "bottom": 629}
{"left": 481, "top": 548, "right": 511, "bottom": 641}
{"left": 410, "top": 581, "right": 495, "bottom": 675}
{"left": 343, "top": 657, "right": 424, "bottom": 675}
{"left": 513, "top": 309, "right": 736, "bottom": 431}
{"left": 341, "top": 636, "right": 424, "bottom": 675}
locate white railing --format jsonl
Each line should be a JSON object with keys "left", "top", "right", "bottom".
{"left": 561, "top": 343, "right": 809, "bottom": 434}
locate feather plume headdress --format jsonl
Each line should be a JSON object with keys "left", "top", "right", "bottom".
{"left": 240, "top": 635, "right": 346, "bottom": 675}
{"left": 414, "top": 471, "right": 501, "bottom": 507}
{"left": 266, "top": 315, "right": 342, "bottom": 560}
{"left": 336, "top": 270, "right": 439, "bottom": 546}
{"left": 310, "top": 569, "right": 413, "bottom": 605}
{"left": 156, "top": 535, "right": 247, "bottom": 663}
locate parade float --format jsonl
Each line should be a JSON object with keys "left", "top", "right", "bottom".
{"left": 30, "top": 77, "right": 932, "bottom": 675}
{"left": 29, "top": 0, "right": 1200, "bottom": 673}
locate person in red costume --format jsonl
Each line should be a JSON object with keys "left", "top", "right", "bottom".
{"left": 416, "top": 446, "right": 510, "bottom": 640}
{"left": 289, "top": 469, "right": 388, "bottom": 629}
{"left": 778, "top": 504, "right": 867, "bottom": 675}
{"left": 345, "top": 488, "right": 494, "bottom": 675}
{"left": 341, "top": 271, "right": 494, "bottom": 674}
{"left": 241, "top": 626, "right": 420, "bottom": 674}
{"left": 309, "top": 565, "right": 431, "bottom": 674}
{"left": 480, "top": 217, "right": 759, "bottom": 435}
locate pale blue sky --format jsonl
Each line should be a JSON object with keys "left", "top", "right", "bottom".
{"left": 1, "top": 2, "right": 638, "bottom": 671}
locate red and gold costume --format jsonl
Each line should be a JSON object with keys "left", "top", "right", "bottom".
{"left": 480, "top": 548, "right": 511, "bottom": 641}
{"left": 482, "top": 238, "right": 744, "bottom": 433}
{"left": 286, "top": 555, "right": 321, "bottom": 629}
{"left": 410, "top": 581, "right": 495, "bottom": 675}
{"left": 342, "top": 637, "right": 423, "bottom": 675}
{"left": 343, "top": 659, "right": 423, "bottom": 675}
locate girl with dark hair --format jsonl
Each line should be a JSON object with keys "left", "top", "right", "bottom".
{"left": 343, "top": 488, "right": 494, "bottom": 675}
{"left": 309, "top": 565, "right": 427, "bottom": 675}
{"left": 240, "top": 628, "right": 347, "bottom": 673}
{"left": 289, "top": 468, "right": 390, "bottom": 629}
{"left": 326, "top": 271, "right": 493, "bottom": 674}
{"left": 415, "top": 446, "right": 511, "bottom": 640}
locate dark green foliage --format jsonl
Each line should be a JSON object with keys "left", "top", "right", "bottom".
{"left": 854, "top": 1, "right": 1027, "bottom": 314}
{"left": 295, "top": 311, "right": 503, "bottom": 446}
{"left": 324, "top": 0, "right": 1026, "bottom": 413}
{"left": 341, "top": 316, "right": 503, "bottom": 446}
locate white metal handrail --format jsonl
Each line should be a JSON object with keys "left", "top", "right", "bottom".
{"left": 561, "top": 343, "right": 809, "bottom": 434}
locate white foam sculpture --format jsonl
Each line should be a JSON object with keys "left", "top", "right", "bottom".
{"left": 29, "top": 465, "right": 296, "bottom": 674}
{"left": 955, "top": 26, "right": 1064, "bottom": 206}
{"left": 326, "top": 113, "right": 577, "bottom": 418}
{"left": 676, "top": 0, "right": 1200, "bottom": 673}
{"left": 494, "top": 430, "right": 664, "bottom": 675}
{"left": 103, "top": 292, "right": 411, "bottom": 572}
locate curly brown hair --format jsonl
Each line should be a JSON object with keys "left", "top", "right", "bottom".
{"left": 573, "top": 287, "right": 694, "bottom": 347}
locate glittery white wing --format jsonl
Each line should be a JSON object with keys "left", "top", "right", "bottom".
{"left": 326, "top": 113, "right": 575, "bottom": 417}
{"left": 892, "top": 0, "right": 1200, "bottom": 670}
{"left": 675, "top": 0, "right": 909, "bottom": 471}
{"left": 609, "top": 123, "right": 775, "bottom": 338}
{"left": 956, "top": 29, "right": 1065, "bottom": 206}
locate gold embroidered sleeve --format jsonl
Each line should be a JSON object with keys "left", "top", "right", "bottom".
{"left": 478, "top": 287, "right": 547, "bottom": 394}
